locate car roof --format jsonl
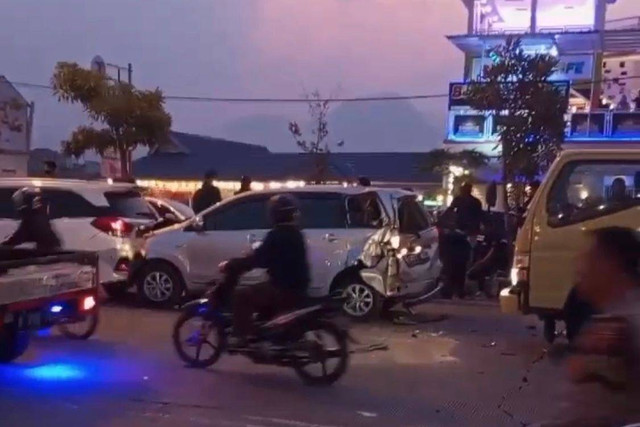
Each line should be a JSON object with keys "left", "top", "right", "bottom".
{"left": 0, "top": 177, "right": 138, "bottom": 191}
{"left": 236, "top": 185, "right": 414, "bottom": 198}
{"left": 559, "top": 147, "right": 640, "bottom": 160}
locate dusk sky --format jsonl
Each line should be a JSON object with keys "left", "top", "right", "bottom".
{"left": 0, "top": 0, "right": 636, "bottom": 153}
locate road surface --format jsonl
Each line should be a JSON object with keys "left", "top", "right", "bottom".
{"left": 0, "top": 300, "right": 567, "bottom": 427}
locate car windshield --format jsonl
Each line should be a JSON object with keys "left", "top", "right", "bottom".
{"left": 105, "top": 190, "right": 157, "bottom": 219}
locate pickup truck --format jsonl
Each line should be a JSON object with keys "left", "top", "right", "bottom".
{"left": 0, "top": 248, "right": 99, "bottom": 362}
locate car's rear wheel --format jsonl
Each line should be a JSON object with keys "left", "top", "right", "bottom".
{"left": 137, "top": 262, "right": 184, "bottom": 307}
{"left": 339, "top": 281, "right": 382, "bottom": 321}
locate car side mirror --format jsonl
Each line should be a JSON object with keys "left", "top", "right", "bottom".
{"left": 190, "top": 216, "right": 204, "bottom": 232}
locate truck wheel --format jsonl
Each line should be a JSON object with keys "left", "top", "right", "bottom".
{"left": 137, "top": 262, "right": 184, "bottom": 307}
{"left": 543, "top": 317, "right": 556, "bottom": 344}
{"left": 0, "top": 326, "right": 30, "bottom": 363}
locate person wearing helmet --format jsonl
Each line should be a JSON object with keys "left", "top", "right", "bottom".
{"left": 1, "top": 187, "right": 61, "bottom": 252}
{"left": 218, "top": 194, "right": 310, "bottom": 347}
{"left": 234, "top": 176, "right": 252, "bottom": 196}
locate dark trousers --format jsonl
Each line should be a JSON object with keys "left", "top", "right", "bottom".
{"left": 232, "top": 283, "right": 301, "bottom": 337}
{"left": 440, "top": 232, "right": 472, "bottom": 299}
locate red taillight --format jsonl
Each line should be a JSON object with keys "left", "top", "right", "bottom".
{"left": 91, "top": 217, "right": 134, "bottom": 236}
{"left": 114, "top": 258, "right": 130, "bottom": 273}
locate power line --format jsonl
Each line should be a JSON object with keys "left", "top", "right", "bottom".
{"left": 8, "top": 74, "right": 640, "bottom": 104}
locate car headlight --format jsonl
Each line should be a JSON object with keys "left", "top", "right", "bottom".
{"left": 510, "top": 254, "right": 530, "bottom": 286}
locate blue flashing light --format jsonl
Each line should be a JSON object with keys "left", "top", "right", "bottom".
{"left": 50, "top": 305, "right": 63, "bottom": 313}
{"left": 23, "top": 363, "right": 86, "bottom": 382}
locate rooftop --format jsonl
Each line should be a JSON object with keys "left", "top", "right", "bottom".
{"left": 133, "top": 132, "right": 439, "bottom": 184}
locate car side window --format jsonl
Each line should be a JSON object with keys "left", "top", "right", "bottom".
{"left": 204, "top": 198, "right": 270, "bottom": 231}
{"left": 346, "top": 193, "right": 385, "bottom": 229}
{"left": 547, "top": 161, "right": 640, "bottom": 227}
{"left": 398, "top": 196, "right": 431, "bottom": 235}
{"left": 298, "top": 193, "right": 346, "bottom": 229}
{"left": 42, "top": 189, "right": 100, "bottom": 219}
{"left": 0, "top": 188, "right": 18, "bottom": 219}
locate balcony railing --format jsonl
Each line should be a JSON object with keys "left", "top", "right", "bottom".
{"left": 471, "top": 24, "right": 595, "bottom": 36}
{"left": 605, "top": 16, "right": 640, "bottom": 31}
{"left": 445, "top": 109, "right": 640, "bottom": 143}
{"left": 469, "top": 17, "right": 640, "bottom": 36}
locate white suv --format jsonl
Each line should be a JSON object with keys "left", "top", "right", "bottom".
{"left": 0, "top": 178, "right": 156, "bottom": 296}
{"left": 134, "top": 186, "right": 441, "bottom": 319}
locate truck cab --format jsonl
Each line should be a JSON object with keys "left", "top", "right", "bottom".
{"left": 500, "top": 148, "right": 640, "bottom": 341}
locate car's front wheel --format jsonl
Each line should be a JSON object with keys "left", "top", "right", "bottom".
{"left": 339, "top": 281, "right": 382, "bottom": 321}
{"left": 137, "top": 262, "right": 184, "bottom": 307}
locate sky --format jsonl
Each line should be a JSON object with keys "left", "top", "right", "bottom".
{"left": 0, "top": 0, "right": 637, "bottom": 153}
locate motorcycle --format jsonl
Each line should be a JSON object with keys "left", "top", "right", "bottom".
{"left": 172, "top": 276, "right": 350, "bottom": 386}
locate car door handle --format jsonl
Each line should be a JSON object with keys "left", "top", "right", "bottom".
{"left": 323, "top": 233, "right": 339, "bottom": 243}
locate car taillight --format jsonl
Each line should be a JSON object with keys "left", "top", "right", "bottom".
{"left": 82, "top": 296, "right": 96, "bottom": 311}
{"left": 91, "top": 217, "right": 134, "bottom": 236}
{"left": 114, "top": 258, "right": 130, "bottom": 273}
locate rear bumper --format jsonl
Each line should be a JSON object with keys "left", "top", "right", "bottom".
{"left": 1, "top": 288, "right": 98, "bottom": 331}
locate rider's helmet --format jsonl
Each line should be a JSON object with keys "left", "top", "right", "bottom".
{"left": 268, "top": 193, "right": 300, "bottom": 225}
{"left": 12, "top": 187, "right": 45, "bottom": 215}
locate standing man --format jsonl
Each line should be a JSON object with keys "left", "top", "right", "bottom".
{"left": 441, "top": 182, "right": 483, "bottom": 298}
{"left": 43, "top": 161, "right": 57, "bottom": 178}
{"left": 192, "top": 170, "right": 222, "bottom": 214}
{"left": 447, "top": 182, "right": 483, "bottom": 238}
{"left": 234, "top": 176, "right": 252, "bottom": 196}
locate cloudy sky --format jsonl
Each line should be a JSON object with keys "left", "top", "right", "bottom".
{"left": 0, "top": 0, "right": 636, "bottom": 153}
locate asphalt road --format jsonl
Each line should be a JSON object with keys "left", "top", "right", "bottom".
{"left": 0, "top": 300, "right": 568, "bottom": 427}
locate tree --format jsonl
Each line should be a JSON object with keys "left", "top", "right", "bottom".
{"left": 422, "top": 148, "right": 490, "bottom": 174}
{"left": 52, "top": 62, "right": 172, "bottom": 178}
{"left": 423, "top": 148, "right": 490, "bottom": 199}
{"left": 288, "top": 90, "right": 344, "bottom": 183}
{"left": 465, "top": 37, "right": 567, "bottom": 207}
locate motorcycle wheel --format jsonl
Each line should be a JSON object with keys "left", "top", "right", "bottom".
{"left": 293, "top": 321, "right": 349, "bottom": 386}
{"left": 58, "top": 313, "right": 99, "bottom": 340}
{"left": 173, "top": 310, "right": 224, "bottom": 368}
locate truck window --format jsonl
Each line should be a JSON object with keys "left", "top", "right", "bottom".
{"left": 547, "top": 161, "right": 640, "bottom": 227}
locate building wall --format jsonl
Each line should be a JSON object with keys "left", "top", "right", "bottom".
{"left": 602, "top": 58, "right": 640, "bottom": 107}
{"left": 0, "top": 153, "right": 28, "bottom": 177}
{"left": 0, "top": 78, "right": 29, "bottom": 155}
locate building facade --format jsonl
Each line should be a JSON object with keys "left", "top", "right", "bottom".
{"left": 445, "top": 0, "right": 640, "bottom": 156}
{"left": 0, "top": 76, "right": 33, "bottom": 177}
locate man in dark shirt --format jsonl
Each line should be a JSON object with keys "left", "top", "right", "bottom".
{"left": 448, "top": 182, "right": 483, "bottom": 236}
{"left": 192, "top": 170, "right": 222, "bottom": 214}
{"left": 234, "top": 176, "right": 252, "bottom": 196}
{"left": 221, "top": 194, "right": 310, "bottom": 346}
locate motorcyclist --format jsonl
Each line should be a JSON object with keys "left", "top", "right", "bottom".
{"left": 1, "top": 187, "right": 61, "bottom": 252}
{"left": 220, "top": 194, "right": 310, "bottom": 348}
